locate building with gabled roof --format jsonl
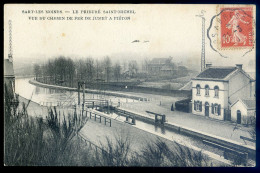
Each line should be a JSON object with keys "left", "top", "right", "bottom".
{"left": 191, "top": 64, "right": 255, "bottom": 123}
{"left": 147, "top": 57, "right": 174, "bottom": 75}
{"left": 230, "top": 98, "right": 256, "bottom": 124}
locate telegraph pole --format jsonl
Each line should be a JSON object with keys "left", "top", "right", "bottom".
{"left": 78, "top": 82, "right": 80, "bottom": 105}
{"left": 78, "top": 81, "right": 86, "bottom": 114}
{"left": 82, "top": 82, "right": 85, "bottom": 113}
{"left": 78, "top": 81, "right": 86, "bottom": 104}
{"left": 8, "top": 20, "right": 13, "bottom": 62}
{"left": 196, "top": 10, "right": 206, "bottom": 72}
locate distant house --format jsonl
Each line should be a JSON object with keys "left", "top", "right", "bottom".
{"left": 147, "top": 57, "right": 175, "bottom": 75}
{"left": 191, "top": 64, "right": 255, "bottom": 122}
{"left": 230, "top": 98, "right": 256, "bottom": 125}
{"left": 4, "top": 58, "right": 15, "bottom": 95}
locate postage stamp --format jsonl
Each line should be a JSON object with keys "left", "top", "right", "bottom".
{"left": 220, "top": 7, "right": 253, "bottom": 49}
{"left": 207, "top": 5, "right": 255, "bottom": 58}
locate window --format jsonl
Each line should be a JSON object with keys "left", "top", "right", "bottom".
{"left": 214, "top": 86, "right": 219, "bottom": 97}
{"left": 196, "top": 84, "right": 201, "bottom": 95}
{"left": 211, "top": 103, "right": 221, "bottom": 115}
{"left": 214, "top": 104, "right": 218, "bottom": 114}
{"left": 196, "top": 101, "right": 200, "bottom": 111}
{"left": 205, "top": 85, "right": 210, "bottom": 96}
{"left": 194, "top": 101, "right": 202, "bottom": 112}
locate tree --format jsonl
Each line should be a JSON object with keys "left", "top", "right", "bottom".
{"left": 103, "top": 57, "right": 112, "bottom": 82}
{"left": 128, "top": 60, "right": 138, "bottom": 78}
{"left": 113, "top": 63, "right": 121, "bottom": 82}
{"left": 85, "top": 58, "right": 94, "bottom": 82}
{"left": 95, "top": 59, "right": 102, "bottom": 80}
{"left": 34, "top": 64, "right": 41, "bottom": 81}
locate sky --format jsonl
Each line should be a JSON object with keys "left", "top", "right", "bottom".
{"left": 4, "top": 4, "right": 256, "bottom": 72}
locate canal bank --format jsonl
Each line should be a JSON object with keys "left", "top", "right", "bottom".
{"left": 29, "top": 79, "right": 152, "bottom": 101}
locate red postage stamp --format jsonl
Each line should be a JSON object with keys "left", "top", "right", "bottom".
{"left": 220, "top": 7, "right": 253, "bottom": 48}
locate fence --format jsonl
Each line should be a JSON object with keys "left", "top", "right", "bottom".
{"left": 78, "top": 132, "right": 118, "bottom": 161}
{"left": 87, "top": 109, "right": 112, "bottom": 127}
{"left": 203, "top": 140, "right": 248, "bottom": 166}
{"left": 84, "top": 99, "right": 109, "bottom": 109}
{"left": 115, "top": 107, "right": 166, "bottom": 125}
{"left": 224, "top": 109, "right": 231, "bottom": 121}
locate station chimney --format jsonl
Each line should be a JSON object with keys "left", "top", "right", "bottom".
{"left": 236, "top": 64, "right": 243, "bottom": 70}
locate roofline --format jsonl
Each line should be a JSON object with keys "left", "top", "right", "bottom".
{"left": 4, "top": 75, "right": 15, "bottom": 77}
{"left": 179, "top": 81, "right": 192, "bottom": 91}
{"left": 191, "top": 78, "right": 229, "bottom": 82}
{"left": 247, "top": 108, "right": 256, "bottom": 110}
{"left": 194, "top": 66, "right": 255, "bottom": 82}
{"left": 230, "top": 97, "right": 256, "bottom": 110}
{"left": 224, "top": 68, "right": 255, "bottom": 81}
{"left": 223, "top": 68, "right": 239, "bottom": 80}
{"left": 239, "top": 69, "right": 255, "bottom": 81}
{"left": 230, "top": 98, "right": 242, "bottom": 107}
{"left": 193, "top": 66, "right": 236, "bottom": 81}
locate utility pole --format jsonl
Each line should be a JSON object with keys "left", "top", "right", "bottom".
{"left": 8, "top": 20, "right": 13, "bottom": 63}
{"left": 78, "top": 81, "right": 86, "bottom": 103}
{"left": 196, "top": 10, "right": 206, "bottom": 72}
{"left": 78, "top": 81, "right": 86, "bottom": 114}
{"left": 78, "top": 82, "right": 80, "bottom": 105}
{"left": 82, "top": 81, "right": 85, "bottom": 113}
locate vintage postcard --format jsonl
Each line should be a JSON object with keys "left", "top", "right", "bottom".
{"left": 4, "top": 4, "right": 256, "bottom": 167}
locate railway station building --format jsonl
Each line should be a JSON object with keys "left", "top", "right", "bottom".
{"left": 191, "top": 64, "right": 255, "bottom": 124}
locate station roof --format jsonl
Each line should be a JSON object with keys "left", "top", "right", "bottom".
{"left": 193, "top": 66, "right": 254, "bottom": 82}
{"left": 196, "top": 67, "right": 237, "bottom": 79}
{"left": 242, "top": 99, "right": 256, "bottom": 110}
{"left": 231, "top": 98, "right": 256, "bottom": 110}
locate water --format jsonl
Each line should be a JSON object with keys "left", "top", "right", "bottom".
{"left": 15, "top": 78, "right": 194, "bottom": 143}
{"left": 96, "top": 111, "right": 202, "bottom": 148}
{"left": 15, "top": 78, "right": 136, "bottom": 106}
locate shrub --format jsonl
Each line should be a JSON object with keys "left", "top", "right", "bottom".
{"left": 4, "top": 84, "right": 88, "bottom": 166}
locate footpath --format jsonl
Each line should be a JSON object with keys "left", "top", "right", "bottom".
{"left": 120, "top": 102, "right": 255, "bottom": 147}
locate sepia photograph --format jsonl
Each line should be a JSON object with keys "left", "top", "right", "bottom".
{"left": 3, "top": 4, "right": 256, "bottom": 167}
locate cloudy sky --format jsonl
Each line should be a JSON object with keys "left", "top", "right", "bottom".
{"left": 4, "top": 4, "right": 256, "bottom": 72}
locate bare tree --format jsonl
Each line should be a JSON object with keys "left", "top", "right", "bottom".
{"left": 95, "top": 59, "right": 102, "bottom": 80}
{"left": 128, "top": 60, "right": 138, "bottom": 78}
{"left": 103, "top": 57, "right": 112, "bottom": 82}
{"left": 113, "top": 63, "right": 121, "bottom": 82}
{"left": 33, "top": 64, "right": 41, "bottom": 81}
{"left": 85, "top": 58, "right": 94, "bottom": 82}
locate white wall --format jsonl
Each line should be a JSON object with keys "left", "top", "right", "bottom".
{"left": 229, "top": 71, "right": 251, "bottom": 104}
{"left": 191, "top": 80, "right": 228, "bottom": 120}
{"left": 231, "top": 100, "right": 247, "bottom": 123}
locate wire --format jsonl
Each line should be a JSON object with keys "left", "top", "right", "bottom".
{"left": 228, "top": 82, "right": 251, "bottom": 98}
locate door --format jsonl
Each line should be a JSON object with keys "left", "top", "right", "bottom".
{"left": 237, "top": 110, "right": 241, "bottom": 124}
{"left": 205, "top": 102, "right": 209, "bottom": 117}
